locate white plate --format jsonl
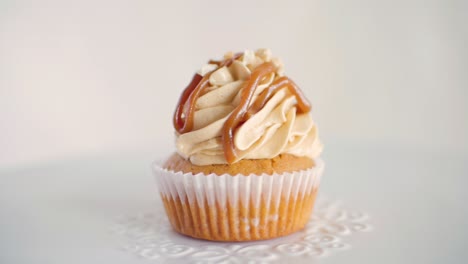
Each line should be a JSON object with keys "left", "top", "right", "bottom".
{"left": 111, "top": 197, "right": 372, "bottom": 263}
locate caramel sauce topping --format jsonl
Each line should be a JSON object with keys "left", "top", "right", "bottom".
{"left": 174, "top": 54, "right": 311, "bottom": 164}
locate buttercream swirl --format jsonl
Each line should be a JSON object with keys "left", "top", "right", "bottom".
{"left": 175, "top": 49, "right": 323, "bottom": 165}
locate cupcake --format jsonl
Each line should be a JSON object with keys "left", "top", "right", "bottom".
{"left": 153, "top": 49, "right": 324, "bottom": 241}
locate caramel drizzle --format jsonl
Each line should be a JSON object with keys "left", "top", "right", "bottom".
{"left": 173, "top": 56, "right": 311, "bottom": 164}
{"left": 246, "top": 76, "right": 311, "bottom": 119}
{"left": 173, "top": 53, "right": 242, "bottom": 133}
{"left": 222, "top": 62, "right": 311, "bottom": 163}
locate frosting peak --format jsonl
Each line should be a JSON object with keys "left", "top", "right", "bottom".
{"left": 174, "top": 49, "right": 323, "bottom": 165}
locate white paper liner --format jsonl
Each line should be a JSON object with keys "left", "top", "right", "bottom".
{"left": 152, "top": 159, "right": 324, "bottom": 241}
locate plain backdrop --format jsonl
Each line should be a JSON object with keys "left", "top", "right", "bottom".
{"left": 1, "top": 0, "right": 467, "bottom": 167}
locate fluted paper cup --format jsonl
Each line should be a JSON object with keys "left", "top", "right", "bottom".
{"left": 152, "top": 159, "right": 324, "bottom": 241}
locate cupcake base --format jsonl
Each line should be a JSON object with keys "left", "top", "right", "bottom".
{"left": 164, "top": 153, "right": 315, "bottom": 176}
{"left": 161, "top": 188, "right": 318, "bottom": 241}
{"left": 153, "top": 159, "right": 324, "bottom": 242}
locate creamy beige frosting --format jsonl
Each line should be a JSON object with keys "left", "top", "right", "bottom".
{"left": 176, "top": 49, "right": 323, "bottom": 165}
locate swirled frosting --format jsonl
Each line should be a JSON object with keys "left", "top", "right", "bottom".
{"left": 175, "top": 49, "right": 323, "bottom": 165}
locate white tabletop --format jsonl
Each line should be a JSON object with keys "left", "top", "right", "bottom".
{"left": 1, "top": 143, "right": 467, "bottom": 263}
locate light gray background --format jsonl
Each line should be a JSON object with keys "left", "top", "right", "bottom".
{"left": 1, "top": 0, "right": 467, "bottom": 263}
{"left": 1, "top": 0, "right": 467, "bottom": 166}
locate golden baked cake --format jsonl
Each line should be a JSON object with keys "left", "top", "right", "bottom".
{"left": 153, "top": 49, "right": 324, "bottom": 241}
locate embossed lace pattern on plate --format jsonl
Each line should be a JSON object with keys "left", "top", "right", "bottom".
{"left": 110, "top": 198, "right": 372, "bottom": 263}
